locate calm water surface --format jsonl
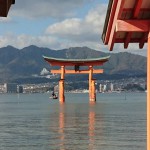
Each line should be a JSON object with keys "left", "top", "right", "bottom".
{"left": 0, "top": 92, "right": 146, "bottom": 150}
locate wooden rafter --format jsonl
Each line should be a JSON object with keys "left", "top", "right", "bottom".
{"left": 133, "top": 0, "right": 143, "bottom": 18}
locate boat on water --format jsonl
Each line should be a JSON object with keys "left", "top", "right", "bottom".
{"left": 50, "top": 91, "right": 58, "bottom": 100}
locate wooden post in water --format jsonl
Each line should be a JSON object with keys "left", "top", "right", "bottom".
{"left": 59, "top": 66, "right": 65, "bottom": 102}
{"left": 91, "top": 79, "right": 96, "bottom": 102}
{"left": 147, "top": 32, "right": 150, "bottom": 150}
{"left": 89, "top": 66, "right": 93, "bottom": 101}
{"left": 89, "top": 66, "right": 96, "bottom": 102}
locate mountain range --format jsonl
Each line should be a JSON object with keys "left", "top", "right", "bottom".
{"left": 0, "top": 45, "right": 146, "bottom": 83}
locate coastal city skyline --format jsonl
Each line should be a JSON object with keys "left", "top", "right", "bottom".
{"left": 0, "top": 77, "right": 146, "bottom": 94}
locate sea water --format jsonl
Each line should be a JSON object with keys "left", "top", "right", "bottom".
{"left": 0, "top": 92, "right": 146, "bottom": 150}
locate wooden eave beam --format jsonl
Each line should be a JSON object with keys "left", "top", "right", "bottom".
{"left": 115, "top": 38, "right": 147, "bottom": 43}
{"left": 116, "top": 20, "right": 150, "bottom": 32}
{"left": 51, "top": 69, "right": 104, "bottom": 74}
{"left": 108, "top": 0, "right": 125, "bottom": 51}
{"left": 133, "top": 0, "right": 143, "bottom": 18}
{"left": 104, "top": 0, "right": 118, "bottom": 44}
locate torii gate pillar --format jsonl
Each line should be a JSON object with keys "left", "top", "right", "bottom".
{"left": 89, "top": 66, "right": 96, "bottom": 102}
{"left": 59, "top": 79, "right": 65, "bottom": 103}
{"left": 59, "top": 66, "right": 65, "bottom": 103}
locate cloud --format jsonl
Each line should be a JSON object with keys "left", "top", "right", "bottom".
{"left": 11, "top": 0, "right": 93, "bottom": 19}
{"left": 45, "top": 4, "right": 107, "bottom": 49}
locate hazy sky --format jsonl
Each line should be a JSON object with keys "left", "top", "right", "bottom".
{"left": 0, "top": 0, "right": 147, "bottom": 56}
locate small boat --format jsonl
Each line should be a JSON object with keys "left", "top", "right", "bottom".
{"left": 50, "top": 91, "right": 58, "bottom": 99}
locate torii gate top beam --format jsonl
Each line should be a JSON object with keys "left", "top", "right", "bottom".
{"left": 43, "top": 55, "right": 110, "bottom": 66}
{"left": 102, "top": 0, "right": 150, "bottom": 51}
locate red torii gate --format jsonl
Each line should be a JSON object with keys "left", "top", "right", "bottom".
{"left": 43, "top": 55, "right": 109, "bottom": 103}
{"left": 0, "top": 0, "right": 15, "bottom": 17}
{"left": 102, "top": 0, "right": 150, "bottom": 149}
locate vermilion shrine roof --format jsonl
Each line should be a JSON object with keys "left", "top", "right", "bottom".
{"left": 102, "top": 0, "right": 150, "bottom": 50}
